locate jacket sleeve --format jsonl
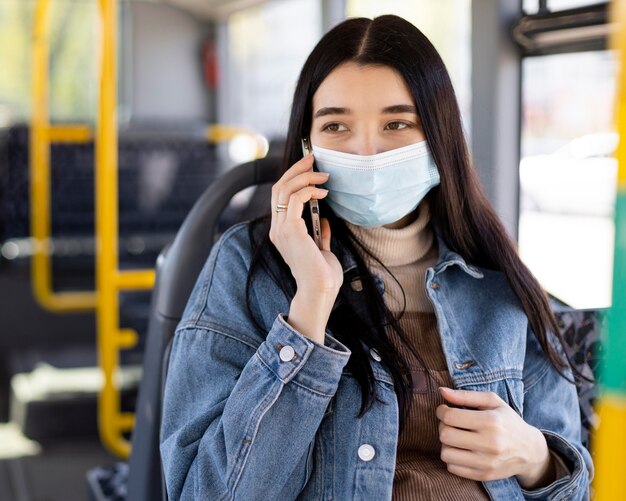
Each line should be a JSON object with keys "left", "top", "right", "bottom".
{"left": 159, "top": 225, "right": 351, "bottom": 501}
{"left": 519, "top": 328, "right": 594, "bottom": 501}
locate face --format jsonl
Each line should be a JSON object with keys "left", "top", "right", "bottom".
{"left": 309, "top": 62, "right": 425, "bottom": 154}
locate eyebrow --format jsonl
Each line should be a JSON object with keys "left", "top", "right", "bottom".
{"left": 313, "top": 104, "right": 418, "bottom": 119}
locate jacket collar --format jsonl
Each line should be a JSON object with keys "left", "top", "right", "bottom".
{"left": 431, "top": 227, "right": 484, "bottom": 279}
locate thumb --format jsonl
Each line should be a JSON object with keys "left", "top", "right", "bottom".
{"left": 320, "top": 217, "right": 331, "bottom": 251}
{"left": 438, "top": 387, "right": 504, "bottom": 410}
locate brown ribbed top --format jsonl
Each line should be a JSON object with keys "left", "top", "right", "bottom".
{"left": 389, "top": 313, "right": 490, "bottom": 500}
{"left": 347, "top": 202, "right": 490, "bottom": 500}
{"left": 346, "top": 201, "right": 437, "bottom": 313}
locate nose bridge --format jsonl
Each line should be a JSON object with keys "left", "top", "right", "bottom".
{"left": 355, "top": 124, "right": 381, "bottom": 155}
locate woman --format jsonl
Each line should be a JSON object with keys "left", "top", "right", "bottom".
{"left": 160, "top": 15, "right": 592, "bottom": 500}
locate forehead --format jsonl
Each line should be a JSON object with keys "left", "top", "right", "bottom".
{"left": 312, "top": 62, "right": 414, "bottom": 112}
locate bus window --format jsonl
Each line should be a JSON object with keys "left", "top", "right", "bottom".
{"left": 0, "top": 0, "right": 98, "bottom": 123}
{"left": 524, "top": 0, "right": 607, "bottom": 14}
{"left": 221, "top": 0, "right": 322, "bottom": 140}
{"left": 519, "top": 50, "right": 617, "bottom": 308}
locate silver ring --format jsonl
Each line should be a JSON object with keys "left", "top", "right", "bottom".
{"left": 275, "top": 203, "right": 288, "bottom": 213}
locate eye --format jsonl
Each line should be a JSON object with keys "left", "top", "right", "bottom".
{"left": 385, "top": 121, "right": 411, "bottom": 130}
{"left": 321, "top": 123, "right": 348, "bottom": 133}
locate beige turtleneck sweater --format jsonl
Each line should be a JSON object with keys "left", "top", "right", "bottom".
{"left": 346, "top": 201, "right": 491, "bottom": 500}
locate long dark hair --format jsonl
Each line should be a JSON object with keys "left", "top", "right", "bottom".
{"left": 244, "top": 15, "right": 578, "bottom": 433}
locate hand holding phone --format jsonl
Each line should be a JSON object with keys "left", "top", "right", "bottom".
{"left": 269, "top": 140, "right": 342, "bottom": 344}
{"left": 301, "top": 138, "right": 323, "bottom": 250}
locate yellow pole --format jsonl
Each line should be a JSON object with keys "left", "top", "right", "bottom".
{"left": 31, "top": 0, "right": 97, "bottom": 312}
{"left": 33, "top": 0, "right": 259, "bottom": 457}
{"left": 30, "top": 0, "right": 53, "bottom": 309}
{"left": 96, "top": 0, "right": 129, "bottom": 457}
{"left": 592, "top": 0, "right": 626, "bottom": 498}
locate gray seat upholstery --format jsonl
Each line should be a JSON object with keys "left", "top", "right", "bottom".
{"left": 126, "top": 156, "right": 282, "bottom": 501}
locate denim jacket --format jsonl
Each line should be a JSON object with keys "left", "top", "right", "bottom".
{"left": 160, "top": 221, "right": 593, "bottom": 501}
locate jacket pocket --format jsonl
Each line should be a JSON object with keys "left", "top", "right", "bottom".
{"left": 457, "top": 378, "right": 524, "bottom": 416}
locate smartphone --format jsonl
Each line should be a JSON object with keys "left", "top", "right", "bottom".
{"left": 301, "top": 138, "right": 323, "bottom": 250}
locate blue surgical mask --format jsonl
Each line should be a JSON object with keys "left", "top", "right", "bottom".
{"left": 311, "top": 141, "right": 440, "bottom": 227}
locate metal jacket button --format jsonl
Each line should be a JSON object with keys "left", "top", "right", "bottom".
{"left": 453, "top": 360, "right": 476, "bottom": 370}
{"left": 279, "top": 345, "right": 295, "bottom": 362}
{"left": 358, "top": 444, "right": 375, "bottom": 461}
{"left": 370, "top": 348, "right": 382, "bottom": 362}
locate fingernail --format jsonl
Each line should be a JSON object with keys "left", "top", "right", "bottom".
{"left": 439, "top": 387, "right": 455, "bottom": 393}
{"left": 321, "top": 172, "right": 330, "bottom": 177}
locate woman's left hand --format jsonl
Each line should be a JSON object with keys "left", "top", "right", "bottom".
{"left": 436, "top": 387, "right": 556, "bottom": 489}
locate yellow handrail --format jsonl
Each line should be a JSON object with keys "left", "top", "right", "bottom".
{"left": 94, "top": 0, "right": 266, "bottom": 453}
{"left": 30, "top": 0, "right": 152, "bottom": 456}
{"left": 96, "top": 0, "right": 153, "bottom": 457}
{"left": 48, "top": 125, "right": 93, "bottom": 143}
{"left": 206, "top": 124, "right": 267, "bottom": 156}
{"left": 31, "top": 0, "right": 96, "bottom": 312}
{"left": 592, "top": 0, "right": 626, "bottom": 498}
{"left": 32, "top": 0, "right": 267, "bottom": 457}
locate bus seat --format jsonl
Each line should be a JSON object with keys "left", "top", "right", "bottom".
{"left": 126, "top": 155, "right": 282, "bottom": 501}
{"left": 552, "top": 307, "right": 604, "bottom": 451}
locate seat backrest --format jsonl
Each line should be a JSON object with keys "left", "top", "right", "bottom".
{"left": 553, "top": 308, "right": 605, "bottom": 452}
{"left": 127, "top": 156, "right": 282, "bottom": 501}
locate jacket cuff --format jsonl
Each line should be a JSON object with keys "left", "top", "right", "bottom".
{"left": 550, "top": 449, "right": 571, "bottom": 480}
{"left": 520, "top": 431, "right": 589, "bottom": 500}
{"left": 256, "top": 313, "right": 352, "bottom": 396}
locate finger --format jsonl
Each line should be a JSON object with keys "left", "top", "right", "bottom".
{"left": 439, "top": 387, "right": 504, "bottom": 410}
{"left": 436, "top": 404, "right": 485, "bottom": 431}
{"left": 271, "top": 155, "right": 318, "bottom": 222}
{"left": 440, "top": 444, "right": 478, "bottom": 468}
{"left": 320, "top": 218, "right": 331, "bottom": 252}
{"left": 441, "top": 446, "right": 500, "bottom": 481}
{"left": 278, "top": 171, "right": 330, "bottom": 204}
{"left": 285, "top": 186, "right": 328, "bottom": 221}
{"left": 277, "top": 153, "right": 315, "bottom": 186}
{"left": 438, "top": 423, "right": 481, "bottom": 450}
{"left": 445, "top": 463, "right": 489, "bottom": 482}
{"left": 272, "top": 197, "right": 290, "bottom": 223}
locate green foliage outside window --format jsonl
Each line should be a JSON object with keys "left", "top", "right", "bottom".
{"left": 0, "top": 0, "right": 97, "bottom": 124}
